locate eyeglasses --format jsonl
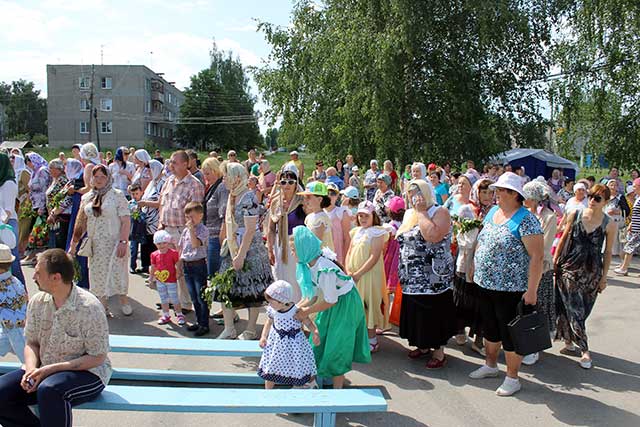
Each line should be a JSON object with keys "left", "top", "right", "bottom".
{"left": 588, "top": 194, "right": 603, "bottom": 203}
{"left": 280, "top": 179, "right": 296, "bottom": 186}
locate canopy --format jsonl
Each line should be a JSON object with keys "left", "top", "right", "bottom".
{"left": 489, "top": 148, "right": 579, "bottom": 180}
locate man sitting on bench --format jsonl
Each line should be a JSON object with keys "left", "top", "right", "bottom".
{"left": 0, "top": 249, "right": 111, "bottom": 427}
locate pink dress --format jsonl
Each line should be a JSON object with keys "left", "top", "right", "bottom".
{"left": 326, "top": 206, "right": 348, "bottom": 263}
{"left": 383, "top": 221, "right": 401, "bottom": 291}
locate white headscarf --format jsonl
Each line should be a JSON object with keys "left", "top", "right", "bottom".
{"left": 80, "top": 143, "right": 101, "bottom": 165}
{"left": 134, "top": 149, "right": 152, "bottom": 165}
{"left": 148, "top": 159, "right": 164, "bottom": 181}
{"left": 65, "top": 159, "right": 84, "bottom": 180}
{"left": 12, "top": 155, "right": 27, "bottom": 176}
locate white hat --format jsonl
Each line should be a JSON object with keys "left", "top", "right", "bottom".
{"left": 153, "top": 230, "right": 173, "bottom": 245}
{"left": 351, "top": 165, "right": 359, "bottom": 172}
{"left": 489, "top": 172, "right": 525, "bottom": 197}
{"left": 265, "top": 280, "right": 294, "bottom": 304}
{"left": 0, "top": 243, "right": 15, "bottom": 263}
{"left": 573, "top": 182, "right": 587, "bottom": 192}
{"left": 289, "top": 150, "right": 299, "bottom": 156}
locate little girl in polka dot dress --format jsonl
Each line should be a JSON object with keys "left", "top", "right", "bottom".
{"left": 258, "top": 280, "right": 320, "bottom": 389}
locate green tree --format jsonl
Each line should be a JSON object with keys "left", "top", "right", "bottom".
{"left": 550, "top": 0, "right": 640, "bottom": 168}
{"left": 264, "top": 127, "right": 280, "bottom": 150}
{"left": 177, "top": 42, "right": 262, "bottom": 152}
{"left": 2, "top": 79, "right": 47, "bottom": 138}
{"left": 254, "top": 0, "right": 556, "bottom": 166}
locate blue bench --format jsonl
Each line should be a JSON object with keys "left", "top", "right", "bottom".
{"left": 109, "top": 334, "right": 262, "bottom": 357}
{"left": 78, "top": 385, "right": 387, "bottom": 427}
{"left": 0, "top": 362, "right": 263, "bottom": 385}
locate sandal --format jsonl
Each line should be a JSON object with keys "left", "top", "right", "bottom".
{"left": 426, "top": 356, "right": 447, "bottom": 370}
{"left": 614, "top": 267, "right": 628, "bottom": 276}
{"left": 369, "top": 341, "right": 380, "bottom": 353}
{"left": 408, "top": 348, "right": 431, "bottom": 359}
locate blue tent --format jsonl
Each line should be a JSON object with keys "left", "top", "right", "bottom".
{"left": 489, "top": 148, "right": 579, "bottom": 180}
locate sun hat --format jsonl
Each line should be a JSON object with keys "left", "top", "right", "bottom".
{"left": 153, "top": 230, "right": 173, "bottom": 245}
{"left": 489, "top": 172, "right": 525, "bottom": 197}
{"left": 0, "top": 243, "right": 15, "bottom": 263}
{"left": 340, "top": 186, "right": 360, "bottom": 199}
{"left": 573, "top": 182, "right": 587, "bottom": 192}
{"left": 377, "top": 174, "right": 392, "bottom": 186}
{"left": 386, "top": 196, "right": 405, "bottom": 213}
{"left": 326, "top": 182, "right": 340, "bottom": 193}
{"left": 297, "top": 181, "right": 328, "bottom": 197}
{"left": 265, "top": 280, "right": 294, "bottom": 304}
{"left": 357, "top": 200, "right": 375, "bottom": 215}
{"left": 290, "top": 150, "right": 299, "bottom": 156}
{"left": 351, "top": 165, "right": 359, "bottom": 172}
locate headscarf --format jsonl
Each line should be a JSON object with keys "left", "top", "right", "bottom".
{"left": 89, "top": 164, "right": 113, "bottom": 217}
{"left": 25, "top": 152, "right": 48, "bottom": 186}
{"left": 80, "top": 143, "right": 101, "bottom": 165}
{"left": 412, "top": 162, "right": 427, "bottom": 180}
{"left": 523, "top": 180, "right": 551, "bottom": 203}
{"left": 224, "top": 162, "right": 249, "bottom": 257}
{"left": 10, "top": 148, "right": 23, "bottom": 157}
{"left": 65, "top": 159, "right": 84, "bottom": 180}
{"left": 397, "top": 179, "right": 434, "bottom": 235}
{"left": 148, "top": 159, "right": 164, "bottom": 181}
{"left": 469, "top": 179, "right": 495, "bottom": 219}
{"left": 269, "top": 168, "right": 303, "bottom": 264}
{"left": 12, "top": 154, "right": 27, "bottom": 176}
{"left": 0, "top": 153, "right": 16, "bottom": 187}
{"left": 134, "top": 149, "right": 152, "bottom": 165}
{"left": 293, "top": 226, "right": 323, "bottom": 299}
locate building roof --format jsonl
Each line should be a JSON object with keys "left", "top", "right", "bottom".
{"left": 0, "top": 140, "right": 30, "bottom": 149}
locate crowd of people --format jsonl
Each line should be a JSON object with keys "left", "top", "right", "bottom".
{"left": 0, "top": 143, "right": 638, "bottom": 425}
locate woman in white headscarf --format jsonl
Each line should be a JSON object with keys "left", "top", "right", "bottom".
{"left": 132, "top": 149, "right": 152, "bottom": 191}
{"left": 137, "top": 159, "right": 166, "bottom": 270}
{"left": 64, "top": 158, "right": 90, "bottom": 288}
{"left": 10, "top": 154, "right": 31, "bottom": 254}
{"left": 79, "top": 142, "right": 101, "bottom": 194}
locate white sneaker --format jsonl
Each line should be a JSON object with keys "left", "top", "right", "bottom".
{"left": 469, "top": 365, "right": 499, "bottom": 379}
{"left": 496, "top": 377, "right": 521, "bottom": 396}
{"left": 522, "top": 353, "right": 539, "bottom": 366}
{"left": 579, "top": 358, "right": 593, "bottom": 369}
{"left": 216, "top": 328, "right": 237, "bottom": 340}
{"left": 238, "top": 330, "right": 257, "bottom": 340}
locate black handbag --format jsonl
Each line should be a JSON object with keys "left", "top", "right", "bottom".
{"left": 507, "top": 300, "right": 552, "bottom": 356}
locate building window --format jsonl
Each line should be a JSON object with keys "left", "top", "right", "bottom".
{"left": 151, "top": 123, "right": 158, "bottom": 136}
{"left": 101, "top": 77, "right": 112, "bottom": 89}
{"left": 80, "top": 99, "right": 90, "bottom": 111}
{"left": 145, "top": 122, "right": 151, "bottom": 135}
{"left": 80, "top": 121, "right": 89, "bottom": 134}
{"left": 145, "top": 101, "right": 151, "bottom": 113}
{"left": 79, "top": 76, "right": 90, "bottom": 90}
{"left": 145, "top": 78, "right": 151, "bottom": 91}
{"left": 168, "top": 111, "right": 174, "bottom": 121}
{"left": 100, "top": 121, "right": 112, "bottom": 134}
{"left": 100, "top": 98, "right": 112, "bottom": 111}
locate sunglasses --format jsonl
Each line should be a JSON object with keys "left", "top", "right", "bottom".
{"left": 280, "top": 179, "right": 297, "bottom": 186}
{"left": 588, "top": 194, "right": 603, "bottom": 203}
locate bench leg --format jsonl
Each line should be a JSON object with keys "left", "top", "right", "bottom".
{"left": 314, "top": 412, "right": 336, "bottom": 427}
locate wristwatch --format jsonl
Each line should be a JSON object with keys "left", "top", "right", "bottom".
{"left": 119, "top": 240, "right": 127, "bottom": 244}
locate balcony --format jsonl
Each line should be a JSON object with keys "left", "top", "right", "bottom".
{"left": 151, "top": 91, "right": 164, "bottom": 102}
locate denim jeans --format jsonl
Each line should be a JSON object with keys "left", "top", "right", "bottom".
{"left": 207, "top": 237, "right": 221, "bottom": 277}
{"left": 7, "top": 219, "right": 25, "bottom": 286}
{"left": 0, "top": 369, "right": 105, "bottom": 427}
{"left": 183, "top": 261, "right": 209, "bottom": 327}
{"left": 129, "top": 236, "right": 149, "bottom": 271}
{"left": 0, "top": 327, "right": 25, "bottom": 363}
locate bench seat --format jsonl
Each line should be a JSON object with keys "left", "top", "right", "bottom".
{"left": 79, "top": 385, "right": 387, "bottom": 427}
{"left": 109, "top": 334, "right": 262, "bottom": 357}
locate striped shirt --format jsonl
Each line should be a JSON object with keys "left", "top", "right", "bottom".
{"left": 631, "top": 198, "right": 640, "bottom": 233}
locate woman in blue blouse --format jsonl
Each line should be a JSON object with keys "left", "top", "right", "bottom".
{"left": 469, "top": 172, "right": 544, "bottom": 397}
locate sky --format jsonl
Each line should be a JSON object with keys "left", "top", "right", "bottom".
{"left": 0, "top": 0, "right": 295, "bottom": 131}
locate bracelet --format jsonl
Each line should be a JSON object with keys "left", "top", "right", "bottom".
{"left": 119, "top": 240, "right": 127, "bottom": 244}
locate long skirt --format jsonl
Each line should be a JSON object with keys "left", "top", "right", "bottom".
{"left": 452, "top": 274, "right": 483, "bottom": 337}
{"left": 555, "top": 269, "right": 599, "bottom": 352}
{"left": 400, "top": 290, "right": 457, "bottom": 350}
{"left": 313, "top": 286, "right": 371, "bottom": 378}
{"left": 537, "top": 270, "right": 555, "bottom": 336}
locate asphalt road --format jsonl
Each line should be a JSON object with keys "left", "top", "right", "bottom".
{"left": 3, "top": 256, "right": 640, "bottom": 427}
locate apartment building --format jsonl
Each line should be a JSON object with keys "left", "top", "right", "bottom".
{"left": 47, "top": 64, "right": 184, "bottom": 149}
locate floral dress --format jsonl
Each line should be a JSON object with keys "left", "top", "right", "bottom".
{"left": 82, "top": 188, "right": 130, "bottom": 298}
{"left": 45, "top": 176, "right": 73, "bottom": 249}
{"left": 258, "top": 306, "right": 317, "bottom": 386}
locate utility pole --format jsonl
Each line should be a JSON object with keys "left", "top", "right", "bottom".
{"left": 87, "top": 64, "right": 95, "bottom": 142}
{"left": 94, "top": 107, "right": 101, "bottom": 152}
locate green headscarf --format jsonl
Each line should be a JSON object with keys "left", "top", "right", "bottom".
{"left": 293, "top": 226, "right": 323, "bottom": 299}
{"left": 0, "top": 153, "right": 16, "bottom": 187}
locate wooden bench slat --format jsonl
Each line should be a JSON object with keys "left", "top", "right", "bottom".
{"left": 109, "top": 335, "right": 262, "bottom": 357}
{"left": 78, "top": 385, "right": 387, "bottom": 413}
{"left": 0, "top": 362, "right": 263, "bottom": 385}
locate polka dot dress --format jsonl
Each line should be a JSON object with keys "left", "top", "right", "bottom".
{"left": 258, "top": 306, "right": 317, "bottom": 386}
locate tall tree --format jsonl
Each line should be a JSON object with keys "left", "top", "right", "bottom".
{"left": 254, "top": 0, "right": 557, "bottom": 165}
{"left": 2, "top": 79, "right": 47, "bottom": 138}
{"left": 550, "top": 0, "right": 640, "bottom": 168}
{"left": 177, "top": 42, "right": 262, "bottom": 152}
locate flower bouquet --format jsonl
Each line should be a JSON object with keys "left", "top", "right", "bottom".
{"left": 451, "top": 215, "right": 483, "bottom": 235}
{"left": 28, "top": 217, "right": 49, "bottom": 248}
{"left": 19, "top": 199, "right": 37, "bottom": 221}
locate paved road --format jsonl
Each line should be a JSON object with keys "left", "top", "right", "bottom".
{"left": 3, "top": 256, "right": 640, "bottom": 427}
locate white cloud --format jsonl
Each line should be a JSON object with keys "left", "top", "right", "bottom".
{"left": 40, "top": 0, "right": 105, "bottom": 11}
